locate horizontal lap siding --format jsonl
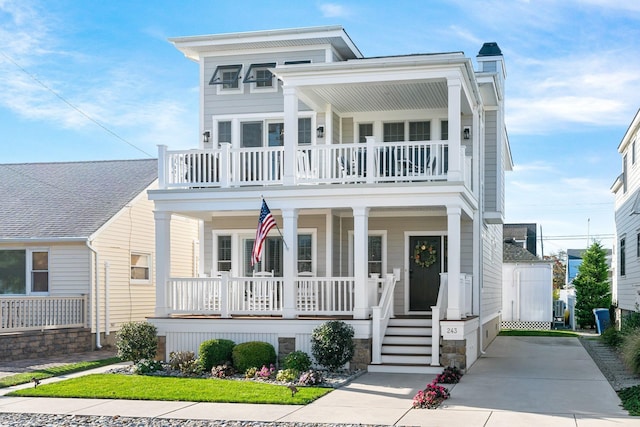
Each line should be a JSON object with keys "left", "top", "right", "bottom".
{"left": 484, "top": 111, "right": 498, "bottom": 213}
{"left": 49, "top": 244, "right": 90, "bottom": 295}
{"left": 203, "top": 49, "right": 326, "bottom": 122}
{"left": 614, "top": 185, "right": 640, "bottom": 311}
{"left": 482, "top": 224, "right": 503, "bottom": 321}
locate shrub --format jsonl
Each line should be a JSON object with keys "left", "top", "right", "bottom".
{"left": 621, "top": 332, "right": 640, "bottom": 374}
{"left": 133, "top": 359, "right": 163, "bottom": 375}
{"left": 198, "top": 339, "right": 235, "bottom": 372}
{"left": 298, "top": 369, "right": 323, "bottom": 386}
{"left": 244, "top": 367, "right": 257, "bottom": 378}
{"left": 311, "top": 320, "right": 355, "bottom": 371}
{"left": 601, "top": 326, "right": 623, "bottom": 348}
{"left": 211, "top": 363, "right": 236, "bottom": 379}
{"left": 169, "top": 351, "right": 195, "bottom": 370}
{"left": 276, "top": 368, "right": 299, "bottom": 383}
{"left": 621, "top": 311, "right": 640, "bottom": 337}
{"left": 232, "top": 341, "right": 276, "bottom": 373}
{"left": 284, "top": 351, "right": 312, "bottom": 372}
{"left": 115, "top": 321, "right": 158, "bottom": 363}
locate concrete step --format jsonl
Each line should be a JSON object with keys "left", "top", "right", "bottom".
{"left": 381, "top": 354, "right": 432, "bottom": 365}
{"left": 381, "top": 344, "right": 431, "bottom": 354}
{"left": 367, "top": 364, "right": 443, "bottom": 374}
{"left": 383, "top": 335, "right": 431, "bottom": 345}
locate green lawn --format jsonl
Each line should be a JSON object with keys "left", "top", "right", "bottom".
{"left": 8, "top": 374, "right": 332, "bottom": 404}
{"left": 499, "top": 329, "right": 579, "bottom": 337}
{"left": 0, "top": 358, "right": 122, "bottom": 388}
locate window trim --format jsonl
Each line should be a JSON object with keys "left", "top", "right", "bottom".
{"left": 130, "top": 252, "right": 152, "bottom": 284}
{"left": 347, "top": 230, "right": 388, "bottom": 277}
{"left": 210, "top": 64, "right": 244, "bottom": 95}
{"left": 244, "top": 63, "right": 277, "bottom": 93}
{"left": 30, "top": 250, "right": 49, "bottom": 295}
{"left": 0, "top": 248, "right": 50, "bottom": 295}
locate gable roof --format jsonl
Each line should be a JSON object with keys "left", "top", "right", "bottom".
{"left": 0, "top": 159, "right": 157, "bottom": 241}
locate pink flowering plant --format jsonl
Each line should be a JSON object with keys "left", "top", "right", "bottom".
{"left": 255, "top": 364, "right": 276, "bottom": 380}
{"left": 412, "top": 380, "right": 451, "bottom": 409}
{"left": 434, "top": 366, "right": 463, "bottom": 384}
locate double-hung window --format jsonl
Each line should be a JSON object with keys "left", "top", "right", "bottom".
{"left": 131, "top": 253, "right": 151, "bottom": 283}
{"left": 620, "top": 237, "right": 626, "bottom": 276}
{"left": 218, "top": 121, "right": 231, "bottom": 144}
{"left": 0, "top": 249, "right": 49, "bottom": 295}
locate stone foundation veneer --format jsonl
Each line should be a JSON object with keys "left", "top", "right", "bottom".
{"left": 440, "top": 339, "right": 467, "bottom": 370}
{"left": 352, "top": 338, "right": 371, "bottom": 370}
{"left": 278, "top": 337, "right": 295, "bottom": 366}
{"left": 0, "top": 328, "right": 93, "bottom": 362}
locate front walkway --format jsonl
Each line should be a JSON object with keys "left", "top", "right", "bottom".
{"left": 0, "top": 337, "right": 636, "bottom": 426}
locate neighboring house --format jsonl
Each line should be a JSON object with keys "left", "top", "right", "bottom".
{"left": 148, "top": 26, "right": 512, "bottom": 372}
{"left": 0, "top": 159, "right": 199, "bottom": 360}
{"left": 503, "top": 223, "right": 537, "bottom": 256}
{"left": 502, "top": 242, "right": 553, "bottom": 329}
{"left": 612, "top": 108, "right": 640, "bottom": 320}
{"left": 567, "top": 248, "right": 613, "bottom": 286}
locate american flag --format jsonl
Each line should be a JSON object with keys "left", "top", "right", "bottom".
{"left": 251, "top": 200, "right": 277, "bottom": 266}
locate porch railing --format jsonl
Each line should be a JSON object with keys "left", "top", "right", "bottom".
{"left": 167, "top": 275, "right": 355, "bottom": 317}
{"left": 431, "top": 274, "right": 449, "bottom": 366}
{"left": 371, "top": 272, "right": 399, "bottom": 364}
{"left": 159, "top": 139, "right": 472, "bottom": 189}
{"left": 0, "top": 295, "right": 88, "bottom": 332}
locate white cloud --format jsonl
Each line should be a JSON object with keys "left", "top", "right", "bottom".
{"left": 318, "top": 3, "right": 350, "bottom": 18}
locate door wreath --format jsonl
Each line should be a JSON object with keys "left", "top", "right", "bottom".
{"left": 414, "top": 241, "right": 437, "bottom": 268}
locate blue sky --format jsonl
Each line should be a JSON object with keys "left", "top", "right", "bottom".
{"left": 1, "top": 0, "right": 638, "bottom": 255}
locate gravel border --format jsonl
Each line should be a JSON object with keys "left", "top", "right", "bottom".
{"left": 579, "top": 336, "right": 640, "bottom": 391}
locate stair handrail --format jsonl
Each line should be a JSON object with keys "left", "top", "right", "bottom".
{"left": 430, "top": 273, "right": 449, "bottom": 366}
{"left": 371, "top": 272, "right": 398, "bottom": 364}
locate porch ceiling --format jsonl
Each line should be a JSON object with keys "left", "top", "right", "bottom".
{"left": 306, "top": 80, "right": 449, "bottom": 113}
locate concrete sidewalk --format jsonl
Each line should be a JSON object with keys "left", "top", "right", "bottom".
{"left": 0, "top": 336, "right": 637, "bottom": 426}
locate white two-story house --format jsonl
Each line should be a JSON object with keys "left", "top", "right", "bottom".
{"left": 612, "top": 108, "right": 640, "bottom": 322}
{"left": 148, "top": 26, "right": 511, "bottom": 372}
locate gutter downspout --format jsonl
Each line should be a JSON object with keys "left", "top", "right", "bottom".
{"left": 86, "top": 240, "right": 102, "bottom": 349}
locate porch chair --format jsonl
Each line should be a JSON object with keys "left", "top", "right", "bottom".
{"left": 296, "top": 151, "right": 318, "bottom": 181}
{"left": 297, "top": 271, "right": 317, "bottom": 312}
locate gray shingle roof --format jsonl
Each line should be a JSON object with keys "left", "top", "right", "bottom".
{"left": 503, "top": 242, "right": 547, "bottom": 263}
{"left": 0, "top": 159, "right": 157, "bottom": 240}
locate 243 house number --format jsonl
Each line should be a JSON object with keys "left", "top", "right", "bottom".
{"left": 446, "top": 327, "right": 458, "bottom": 334}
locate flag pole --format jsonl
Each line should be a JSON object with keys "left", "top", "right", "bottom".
{"left": 261, "top": 196, "right": 288, "bottom": 250}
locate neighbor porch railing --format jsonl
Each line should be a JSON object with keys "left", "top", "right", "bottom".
{"left": 167, "top": 275, "right": 356, "bottom": 317}
{"left": 0, "top": 295, "right": 88, "bottom": 332}
{"left": 158, "top": 139, "right": 472, "bottom": 189}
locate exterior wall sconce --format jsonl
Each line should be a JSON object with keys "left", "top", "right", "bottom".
{"left": 202, "top": 131, "right": 211, "bottom": 143}
{"left": 316, "top": 126, "right": 324, "bottom": 139}
{"left": 463, "top": 127, "right": 470, "bottom": 140}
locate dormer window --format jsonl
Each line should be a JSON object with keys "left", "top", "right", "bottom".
{"left": 209, "top": 65, "right": 242, "bottom": 91}
{"left": 244, "top": 63, "right": 277, "bottom": 92}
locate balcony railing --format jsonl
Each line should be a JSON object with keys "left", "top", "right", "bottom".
{"left": 159, "top": 139, "right": 472, "bottom": 190}
{"left": 0, "top": 295, "right": 88, "bottom": 332}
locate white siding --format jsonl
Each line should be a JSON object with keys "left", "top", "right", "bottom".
{"left": 484, "top": 111, "right": 498, "bottom": 212}
{"left": 481, "top": 224, "right": 503, "bottom": 321}
{"left": 613, "top": 117, "right": 640, "bottom": 311}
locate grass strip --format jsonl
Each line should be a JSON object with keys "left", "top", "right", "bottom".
{"left": 499, "top": 329, "right": 579, "bottom": 337}
{"left": 618, "top": 385, "right": 640, "bottom": 416}
{"left": 8, "top": 374, "right": 332, "bottom": 404}
{"left": 0, "top": 357, "right": 122, "bottom": 388}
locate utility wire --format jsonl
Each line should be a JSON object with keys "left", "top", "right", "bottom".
{"left": 0, "top": 50, "right": 153, "bottom": 158}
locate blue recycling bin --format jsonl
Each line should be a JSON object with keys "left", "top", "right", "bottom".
{"left": 593, "top": 308, "right": 611, "bottom": 334}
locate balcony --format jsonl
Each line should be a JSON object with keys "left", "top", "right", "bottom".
{"left": 158, "top": 139, "right": 472, "bottom": 190}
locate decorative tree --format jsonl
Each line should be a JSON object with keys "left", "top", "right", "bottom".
{"left": 573, "top": 242, "right": 611, "bottom": 328}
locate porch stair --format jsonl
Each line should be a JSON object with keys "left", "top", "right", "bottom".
{"left": 368, "top": 315, "right": 443, "bottom": 374}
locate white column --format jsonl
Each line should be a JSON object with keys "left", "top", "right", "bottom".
{"left": 154, "top": 211, "right": 171, "bottom": 316}
{"left": 353, "top": 207, "right": 369, "bottom": 319}
{"left": 282, "top": 208, "right": 298, "bottom": 318}
{"left": 472, "top": 107, "right": 480, "bottom": 194}
{"left": 447, "top": 79, "right": 462, "bottom": 181}
{"left": 447, "top": 206, "right": 462, "bottom": 320}
{"left": 283, "top": 86, "right": 298, "bottom": 186}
